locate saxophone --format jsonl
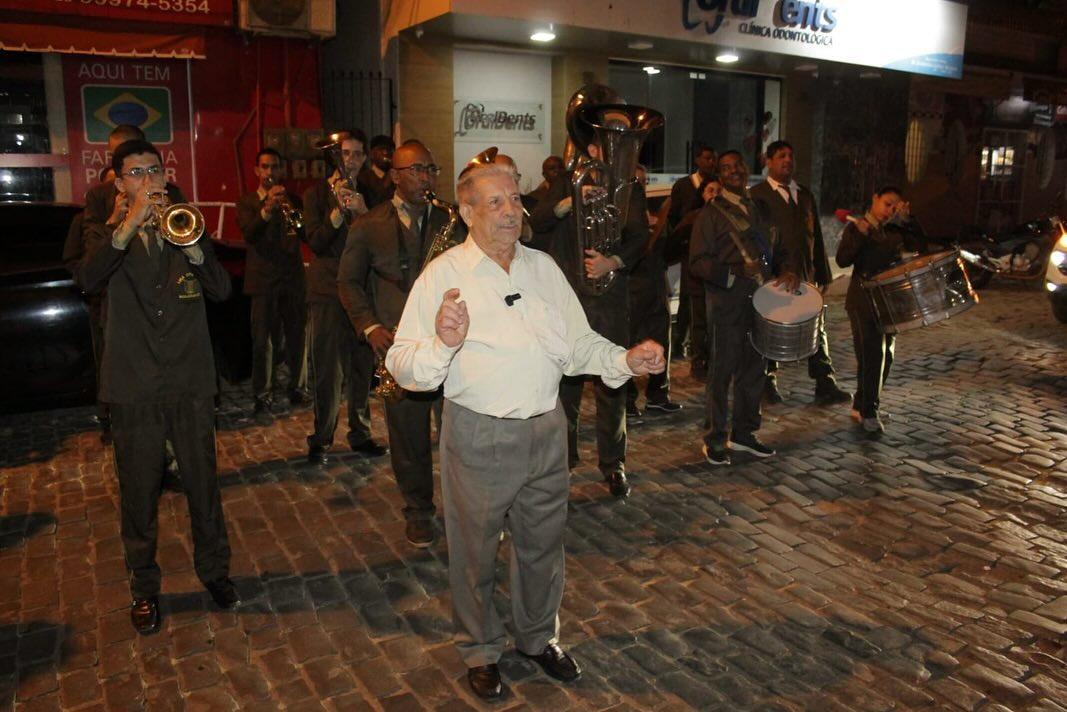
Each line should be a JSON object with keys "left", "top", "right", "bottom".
{"left": 374, "top": 194, "right": 460, "bottom": 402}
{"left": 421, "top": 189, "right": 462, "bottom": 270}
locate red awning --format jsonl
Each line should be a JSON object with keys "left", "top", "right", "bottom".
{"left": 0, "top": 18, "right": 205, "bottom": 59}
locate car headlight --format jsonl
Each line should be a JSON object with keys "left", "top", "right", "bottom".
{"left": 1053, "top": 250, "right": 1067, "bottom": 268}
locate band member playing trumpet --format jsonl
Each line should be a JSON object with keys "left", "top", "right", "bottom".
{"left": 836, "top": 186, "right": 927, "bottom": 435}
{"left": 237, "top": 148, "right": 309, "bottom": 416}
{"left": 689, "top": 150, "right": 798, "bottom": 466}
{"left": 80, "top": 140, "right": 238, "bottom": 635}
{"left": 338, "top": 140, "right": 466, "bottom": 548}
{"left": 303, "top": 129, "right": 387, "bottom": 464}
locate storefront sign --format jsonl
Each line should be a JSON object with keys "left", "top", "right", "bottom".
{"left": 0, "top": 0, "right": 232, "bottom": 26}
{"left": 62, "top": 56, "right": 194, "bottom": 200}
{"left": 454, "top": 99, "right": 544, "bottom": 143}
{"left": 453, "top": 0, "right": 967, "bottom": 79}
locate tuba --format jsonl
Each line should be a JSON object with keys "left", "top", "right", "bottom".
{"left": 145, "top": 191, "right": 205, "bottom": 246}
{"left": 565, "top": 85, "right": 664, "bottom": 295}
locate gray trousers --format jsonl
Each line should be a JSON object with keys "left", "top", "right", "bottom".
{"left": 440, "top": 399, "right": 568, "bottom": 667}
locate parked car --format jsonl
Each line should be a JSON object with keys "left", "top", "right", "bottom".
{"left": 0, "top": 203, "right": 95, "bottom": 412}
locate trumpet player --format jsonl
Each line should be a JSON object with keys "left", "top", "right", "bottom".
{"left": 80, "top": 140, "right": 238, "bottom": 635}
{"left": 303, "top": 129, "right": 387, "bottom": 464}
{"left": 237, "top": 147, "right": 310, "bottom": 417}
{"left": 338, "top": 140, "right": 466, "bottom": 548}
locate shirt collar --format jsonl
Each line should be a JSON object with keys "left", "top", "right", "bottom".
{"left": 391, "top": 192, "right": 424, "bottom": 219}
{"left": 457, "top": 234, "right": 523, "bottom": 272}
{"left": 766, "top": 176, "right": 798, "bottom": 195}
{"left": 690, "top": 172, "right": 702, "bottom": 189}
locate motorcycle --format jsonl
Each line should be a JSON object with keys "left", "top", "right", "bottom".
{"left": 956, "top": 216, "right": 1063, "bottom": 289}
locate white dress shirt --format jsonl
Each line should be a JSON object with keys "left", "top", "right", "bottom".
{"left": 385, "top": 237, "right": 634, "bottom": 419}
{"left": 766, "top": 176, "right": 799, "bottom": 204}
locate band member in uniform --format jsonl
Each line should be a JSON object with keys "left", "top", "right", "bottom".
{"left": 750, "top": 140, "right": 851, "bottom": 406}
{"left": 80, "top": 140, "right": 237, "bottom": 635}
{"left": 526, "top": 155, "right": 565, "bottom": 207}
{"left": 386, "top": 162, "right": 665, "bottom": 700}
{"left": 338, "top": 140, "right": 464, "bottom": 548}
{"left": 237, "top": 148, "right": 310, "bottom": 416}
{"left": 669, "top": 143, "right": 717, "bottom": 379}
{"left": 358, "top": 134, "right": 396, "bottom": 209}
{"left": 836, "top": 186, "right": 927, "bottom": 434}
{"left": 303, "top": 129, "right": 389, "bottom": 464}
{"left": 690, "top": 150, "right": 798, "bottom": 466}
{"left": 530, "top": 142, "right": 648, "bottom": 499}
{"left": 626, "top": 165, "right": 681, "bottom": 419}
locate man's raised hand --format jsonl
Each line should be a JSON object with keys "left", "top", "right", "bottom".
{"left": 435, "top": 288, "right": 469, "bottom": 348}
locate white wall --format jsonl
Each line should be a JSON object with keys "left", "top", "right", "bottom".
{"left": 453, "top": 48, "right": 552, "bottom": 194}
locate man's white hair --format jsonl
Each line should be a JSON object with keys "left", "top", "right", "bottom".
{"left": 456, "top": 163, "right": 519, "bottom": 206}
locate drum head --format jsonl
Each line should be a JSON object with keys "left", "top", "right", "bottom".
{"left": 874, "top": 250, "right": 957, "bottom": 282}
{"left": 752, "top": 281, "right": 823, "bottom": 324}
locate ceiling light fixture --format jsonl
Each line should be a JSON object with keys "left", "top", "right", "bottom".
{"left": 795, "top": 63, "right": 818, "bottom": 72}
{"left": 716, "top": 52, "right": 739, "bottom": 64}
{"left": 643, "top": 66, "right": 661, "bottom": 75}
{"left": 530, "top": 29, "right": 556, "bottom": 42}
{"left": 628, "top": 40, "right": 654, "bottom": 50}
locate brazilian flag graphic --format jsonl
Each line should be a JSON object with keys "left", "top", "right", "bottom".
{"left": 82, "top": 85, "right": 172, "bottom": 144}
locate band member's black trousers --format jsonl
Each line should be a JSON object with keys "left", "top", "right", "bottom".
{"left": 307, "top": 299, "right": 374, "bottom": 448}
{"left": 560, "top": 283, "right": 628, "bottom": 474}
{"left": 704, "top": 288, "right": 765, "bottom": 444}
{"left": 250, "top": 286, "right": 307, "bottom": 402}
{"left": 626, "top": 258, "right": 671, "bottom": 406}
{"left": 766, "top": 318, "right": 835, "bottom": 382}
{"left": 384, "top": 390, "right": 440, "bottom": 521}
{"left": 676, "top": 267, "right": 708, "bottom": 367}
{"left": 848, "top": 309, "right": 895, "bottom": 418}
{"left": 110, "top": 398, "right": 230, "bottom": 599}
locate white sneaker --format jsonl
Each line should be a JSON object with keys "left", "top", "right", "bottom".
{"left": 862, "top": 415, "right": 885, "bottom": 434}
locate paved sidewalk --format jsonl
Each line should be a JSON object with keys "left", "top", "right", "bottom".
{"left": 1, "top": 285, "right": 1065, "bottom": 711}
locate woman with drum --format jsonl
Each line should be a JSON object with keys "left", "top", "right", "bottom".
{"left": 836, "top": 186, "right": 927, "bottom": 434}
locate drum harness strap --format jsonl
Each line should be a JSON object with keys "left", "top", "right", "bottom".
{"left": 709, "top": 202, "right": 771, "bottom": 285}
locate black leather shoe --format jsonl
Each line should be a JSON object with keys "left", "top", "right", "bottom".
{"left": 645, "top": 399, "right": 682, "bottom": 414}
{"left": 625, "top": 403, "right": 644, "bottom": 422}
{"left": 131, "top": 597, "right": 161, "bottom": 635}
{"left": 406, "top": 519, "right": 434, "bottom": 548}
{"left": 521, "top": 643, "right": 582, "bottom": 683}
{"left": 764, "top": 379, "right": 784, "bottom": 405}
{"left": 603, "top": 470, "right": 631, "bottom": 499}
{"left": 289, "top": 389, "right": 312, "bottom": 407}
{"left": 814, "top": 379, "right": 852, "bottom": 405}
{"left": 467, "top": 664, "right": 502, "bottom": 700}
{"left": 307, "top": 444, "right": 329, "bottom": 465}
{"left": 350, "top": 439, "right": 389, "bottom": 458}
{"left": 253, "top": 398, "right": 272, "bottom": 415}
{"left": 205, "top": 578, "right": 241, "bottom": 609}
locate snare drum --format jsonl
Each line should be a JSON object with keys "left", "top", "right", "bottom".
{"left": 750, "top": 281, "right": 824, "bottom": 361}
{"left": 862, "top": 250, "right": 977, "bottom": 334}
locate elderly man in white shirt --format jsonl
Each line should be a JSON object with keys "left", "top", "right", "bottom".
{"left": 386, "top": 163, "right": 665, "bottom": 700}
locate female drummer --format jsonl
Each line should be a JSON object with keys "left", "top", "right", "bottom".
{"left": 836, "top": 186, "right": 927, "bottom": 434}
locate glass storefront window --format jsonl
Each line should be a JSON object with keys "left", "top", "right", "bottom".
{"left": 0, "top": 52, "right": 54, "bottom": 202}
{"left": 608, "top": 61, "right": 781, "bottom": 183}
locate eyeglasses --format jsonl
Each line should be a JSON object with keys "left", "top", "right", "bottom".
{"left": 123, "top": 165, "right": 162, "bottom": 178}
{"left": 394, "top": 163, "right": 441, "bottom": 177}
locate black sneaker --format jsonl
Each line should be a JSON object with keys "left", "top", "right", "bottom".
{"left": 645, "top": 400, "right": 682, "bottom": 414}
{"left": 625, "top": 403, "right": 644, "bottom": 422}
{"left": 729, "top": 434, "right": 775, "bottom": 458}
{"left": 405, "top": 519, "right": 434, "bottom": 548}
{"left": 702, "top": 442, "right": 730, "bottom": 466}
{"left": 814, "top": 379, "right": 852, "bottom": 405}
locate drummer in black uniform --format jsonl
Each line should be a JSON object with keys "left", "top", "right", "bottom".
{"left": 835, "top": 186, "right": 927, "bottom": 435}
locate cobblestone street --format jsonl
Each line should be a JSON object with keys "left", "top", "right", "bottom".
{"left": 1, "top": 283, "right": 1065, "bottom": 711}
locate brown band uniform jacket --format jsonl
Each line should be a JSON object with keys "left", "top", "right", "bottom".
{"left": 236, "top": 190, "right": 306, "bottom": 296}
{"left": 80, "top": 222, "right": 231, "bottom": 404}
{"left": 302, "top": 180, "right": 348, "bottom": 304}
{"left": 749, "top": 180, "right": 832, "bottom": 288}
{"left": 689, "top": 192, "right": 794, "bottom": 326}
{"left": 337, "top": 200, "right": 464, "bottom": 335}
{"left": 356, "top": 166, "right": 395, "bottom": 211}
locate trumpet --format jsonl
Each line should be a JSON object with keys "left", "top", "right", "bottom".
{"left": 264, "top": 176, "right": 304, "bottom": 237}
{"left": 314, "top": 131, "right": 361, "bottom": 223}
{"left": 144, "top": 191, "right": 205, "bottom": 246}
